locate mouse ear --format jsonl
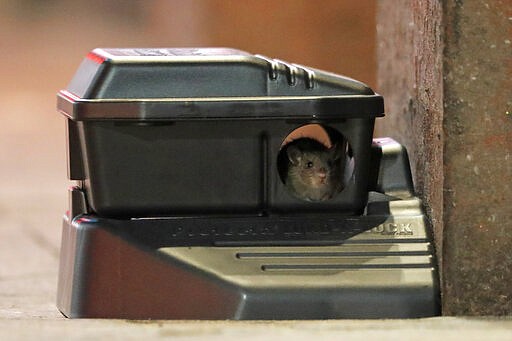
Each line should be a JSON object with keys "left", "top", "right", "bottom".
{"left": 330, "top": 143, "right": 343, "bottom": 161}
{"left": 287, "top": 146, "right": 302, "bottom": 165}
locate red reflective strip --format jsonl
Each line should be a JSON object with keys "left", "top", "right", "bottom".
{"left": 86, "top": 52, "right": 106, "bottom": 64}
{"left": 59, "top": 89, "right": 81, "bottom": 101}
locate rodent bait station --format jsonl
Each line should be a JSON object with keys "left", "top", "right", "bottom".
{"left": 57, "top": 48, "right": 439, "bottom": 319}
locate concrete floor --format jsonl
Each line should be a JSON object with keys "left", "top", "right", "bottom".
{"left": 0, "top": 93, "right": 511, "bottom": 340}
{"left": 2, "top": 318, "right": 512, "bottom": 340}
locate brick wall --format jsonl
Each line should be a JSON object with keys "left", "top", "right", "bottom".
{"left": 377, "top": 0, "right": 512, "bottom": 315}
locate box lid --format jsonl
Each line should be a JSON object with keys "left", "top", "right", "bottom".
{"left": 57, "top": 48, "right": 384, "bottom": 121}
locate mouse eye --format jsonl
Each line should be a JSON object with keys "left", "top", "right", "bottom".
{"left": 306, "top": 161, "right": 314, "bottom": 168}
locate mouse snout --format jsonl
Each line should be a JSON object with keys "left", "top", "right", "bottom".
{"left": 317, "top": 168, "right": 327, "bottom": 179}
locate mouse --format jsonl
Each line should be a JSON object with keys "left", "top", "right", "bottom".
{"left": 279, "top": 138, "right": 345, "bottom": 201}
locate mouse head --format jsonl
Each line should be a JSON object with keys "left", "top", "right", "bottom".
{"left": 287, "top": 142, "right": 343, "bottom": 187}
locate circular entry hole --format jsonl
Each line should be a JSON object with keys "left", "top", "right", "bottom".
{"left": 277, "top": 124, "right": 354, "bottom": 202}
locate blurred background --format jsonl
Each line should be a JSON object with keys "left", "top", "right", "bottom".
{"left": 0, "top": 0, "right": 376, "bottom": 209}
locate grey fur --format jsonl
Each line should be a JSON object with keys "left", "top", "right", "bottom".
{"left": 284, "top": 138, "right": 344, "bottom": 201}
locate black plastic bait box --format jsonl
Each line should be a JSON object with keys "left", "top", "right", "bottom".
{"left": 58, "top": 48, "right": 382, "bottom": 217}
{"left": 57, "top": 48, "right": 439, "bottom": 319}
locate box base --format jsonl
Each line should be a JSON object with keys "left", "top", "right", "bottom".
{"left": 57, "top": 194, "right": 439, "bottom": 319}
